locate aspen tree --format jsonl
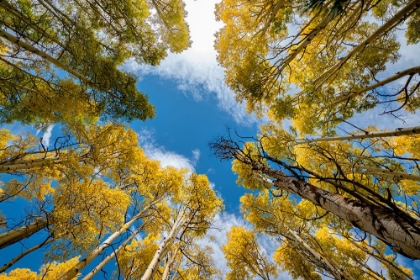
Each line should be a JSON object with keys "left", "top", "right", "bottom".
{"left": 140, "top": 173, "right": 223, "bottom": 280}
{"left": 215, "top": 0, "right": 420, "bottom": 134}
{"left": 223, "top": 226, "right": 278, "bottom": 280}
{"left": 0, "top": 0, "right": 190, "bottom": 125}
{"left": 210, "top": 136, "right": 420, "bottom": 259}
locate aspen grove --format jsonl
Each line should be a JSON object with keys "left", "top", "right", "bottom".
{"left": 1, "top": 0, "right": 420, "bottom": 279}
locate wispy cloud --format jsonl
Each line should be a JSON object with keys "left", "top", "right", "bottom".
{"left": 124, "top": 0, "right": 257, "bottom": 126}
{"left": 36, "top": 124, "right": 54, "bottom": 148}
{"left": 138, "top": 128, "right": 198, "bottom": 171}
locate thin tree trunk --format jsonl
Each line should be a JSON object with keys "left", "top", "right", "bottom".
{"left": 141, "top": 211, "right": 186, "bottom": 280}
{"left": 0, "top": 217, "right": 48, "bottom": 250}
{"left": 350, "top": 165, "right": 420, "bottom": 181}
{"left": 346, "top": 238, "right": 414, "bottom": 280}
{"left": 0, "top": 159, "right": 65, "bottom": 173}
{"left": 294, "top": 126, "right": 420, "bottom": 143}
{"left": 0, "top": 237, "right": 52, "bottom": 273}
{"left": 81, "top": 225, "right": 144, "bottom": 280}
{"left": 285, "top": 227, "right": 354, "bottom": 280}
{"left": 250, "top": 159, "right": 420, "bottom": 259}
{"left": 325, "top": 66, "right": 420, "bottom": 108}
{"left": 0, "top": 0, "right": 67, "bottom": 49}
{"left": 0, "top": 29, "right": 92, "bottom": 85}
{"left": 314, "top": 0, "right": 420, "bottom": 85}
{"left": 60, "top": 199, "right": 163, "bottom": 280}
{"left": 161, "top": 247, "right": 180, "bottom": 280}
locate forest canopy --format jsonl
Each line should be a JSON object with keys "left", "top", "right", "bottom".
{"left": 1, "top": 0, "right": 420, "bottom": 279}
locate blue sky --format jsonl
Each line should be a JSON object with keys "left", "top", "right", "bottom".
{"left": 1, "top": 0, "right": 420, "bottom": 278}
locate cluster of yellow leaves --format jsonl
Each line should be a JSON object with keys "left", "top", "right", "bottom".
{"left": 118, "top": 235, "right": 159, "bottom": 279}
{"left": 223, "top": 226, "right": 278, "bottom": 280}
{"left": 52, "top": 180, "right": 131, "bottom": 255}
{"left": 0, "top": 257, "right": 80, "bottom": 280}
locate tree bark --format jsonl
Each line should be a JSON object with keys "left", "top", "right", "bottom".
{"left": 0, "top": 159, "right": 65, "bottom": 173}
{"left": 294, "top": 126, "right": 420, "bottom": 143}
{"left": 141, "top": 211, "right": 186, "bottom": 280}
{"left": 285, "top": 227, "right": 354, "bottom": 280}
{"left": 314, "top": 0, "right": 420, "bottom": 85}
{"left": 0, "top": 217, "right": 48, "bottom": 250}
{"left": 350, "top": 165, "right": 420, "bottom": 182}
{"left": 249, "top": 159, "right": 420, "bottom": 259}
{"left": 325, "top": 66, "right": 420, "bottom": 108}
{"left": 59, "top": 199, "right": 162, "bottom": 280}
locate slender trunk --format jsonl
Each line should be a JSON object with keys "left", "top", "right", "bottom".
{"left": 277, "top": 6, "right": 344, "bottom": 73}
{"left": 60, "top": 199, "right": 162, "bottom": 280}
{"left": 346, "top": 238, "right": 414, "bottom": 280}
{"left": 249, "top": 159, "right": 420, "bottom": 259}
{"left": 351, "top": 165, "right": 420, "bottom": 182}
{"left": 325, "top": 66, "right": 420, "bottom": 108}
{"left": 295, "top": 126, "right": 420, "bottom": 143}
{"left": 285, "top": 227, "right": 354, "bottom": 280}
{"left": 161, "top": 247, "right": 180, "bottom": 280}
{"left": 0, "top": 29, "right": 92, "bottom": 85}
{"left": 314, "top": 0, "right": 420, "bottom": 85}
{"left": 141, "top": 211, "right": 186, "bottom": 280}
{"left": 258, "top": 0, "right": 287, "bottom": 36}
{"left": 0, "top": 159, "right": 65, "bottom": 173}
{"left": 81, "top": 225, "right": 144, "bottom": 280}
{"left": 0, "top": 217, "right": 48, "bottom": 250}
{"left": 0, "top": 0, "right": 67, "bottom": 49}
{"left": 0, "top": 237, "right": 52, "bottom": 273}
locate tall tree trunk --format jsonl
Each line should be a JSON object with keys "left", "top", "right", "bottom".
{"left": 350, "top": 165, "right": 420, "bottom": 181}
{"left": 0, "top": 29, "right": 92, "bottom": 85}
{"left": 250, "top": 159, "right": 420, "bottom": 259}
{"left": 314, "top": 0, "right": 420, "bottom": 85}
{"left": 141, "top": 211, "right": 186, "bottom": 280}
{"left": 0, "top": 217, "right": 48, "bottom": 250}
{"left": 81, "top": 225, "right": 144, "bottom": 280}
{"left": 0, "top": 159, "right": 65, "bottom": 173}
{"left": 325, "top": 66, "right": 420, "bottom": 108}
{"left": 161, "top": 247, "right": 180, "bottom": 280}
{"left": 294, "top": 126, "right": 420, "bottom": 143}
{"left": 0, "top": 236, "right": 52, "bottom": 273}
{"left": 59, "top": 199, "right": 162, "bottom": 280}
{"left": 285, "top": 226, "right": 354, "bottom": 280}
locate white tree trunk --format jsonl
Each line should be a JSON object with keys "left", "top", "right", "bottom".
{"left": 141, "top": 211, "right": 186, "bottom": 280}
{"left": 295, "top": 126, "right": 420, "bottom": 143}
{"left": 0, "top": 159, "right": 64, "bottom": 173}
{"left": 251, "top": 160, "right": 420, "bottom": 259}
{"left": 161, "top": 247, "right": 180, "bottom": 280}
{"left": 325, "top": 66, "right": 420, "bottom": 108}
{"left": 350, "top": 165, "right": 420, "bottom": 182}
{"left": 81, "top": 225, "right": 144, "bottom": 280}
{"left": 285, "top": 227, "right": 354, "bottom": 280}
{"left": 59, "top": 199, "right": 163, "bottom": 280}
{"left": 314, "top": 0, "right": 420, "bottom": 85}
{"left": 0, "top": 217, "right": 47, "bottom": 249}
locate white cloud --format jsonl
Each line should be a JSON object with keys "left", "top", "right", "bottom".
{"left": 124, "top": 0, "right": 257, "bottom": 126}
{"left": 38, "top": 124, "right": 54, "bottom": 148}
{"left": 192, "top": 149, "right": 200, "bottom": 164}
{"left": 138, "top": 128, "right": 197, "bottom": 171}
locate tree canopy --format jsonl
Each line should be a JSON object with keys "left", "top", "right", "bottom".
{"left": 0, "top": 0, "right": 191, "bottom": 125}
